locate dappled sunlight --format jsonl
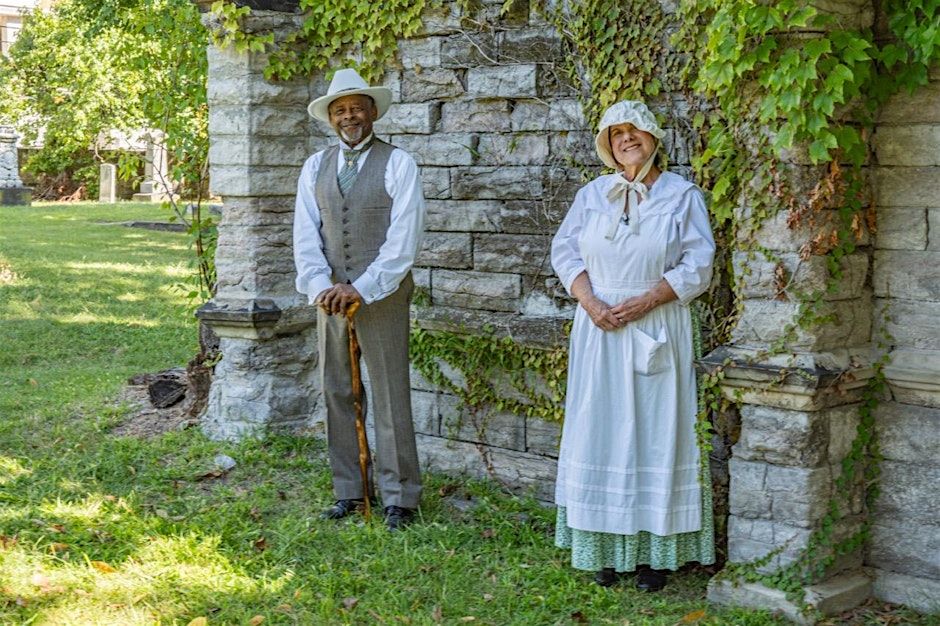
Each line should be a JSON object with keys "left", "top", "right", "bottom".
{"left": 53, "top": 312, "right": 162, "bottom": 328}
{"left": 0, "top": 300, "right": 40, "bottom": 321}
{"left": 63, "top": 261, "right": 190, "bottom": 279}
{"left": 0, "top": 261, "right": 19, "bottom": 286}
{"left": 116, "top": 293, "right": 143, "bottom": 302}
{"left": 39, "top": 496, "right": 107, "bottom": 525}
{"left": 0, "top": 455, "right": 32, "bottom": 485}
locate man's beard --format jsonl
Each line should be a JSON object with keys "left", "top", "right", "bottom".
{"left": 341, "top": 126, "right": 363, "bottom": 144}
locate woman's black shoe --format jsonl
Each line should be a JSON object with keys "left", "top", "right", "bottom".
{"left": 594, "top": 567, "right": 618, "bottom": 587}
{"left": 635, "top": 567, "right": 668, "bottom": 592}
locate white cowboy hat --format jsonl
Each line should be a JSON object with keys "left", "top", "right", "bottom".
{"left": 307, "top": 68, "right": 392, "bottom": 123}
{"left": 594, "top": 100, "right": 665, "bottom": 169}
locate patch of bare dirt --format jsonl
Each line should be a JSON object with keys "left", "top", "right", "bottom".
{"left": 110, "top": 381, "right": 197, "bottom": 438}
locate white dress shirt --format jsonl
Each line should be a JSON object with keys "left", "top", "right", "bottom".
{"left": 293, "top": 134, "right": 426, "bottom": 305}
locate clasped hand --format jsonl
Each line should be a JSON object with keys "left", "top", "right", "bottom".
{"left": 316, "top": 283, "right": 362, "bottom": 315}
{"left": 583, "top": 295, "right": 651, "bottom": 331}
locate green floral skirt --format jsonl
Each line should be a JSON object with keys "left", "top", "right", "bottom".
{"left": 554, "top": 472, "right": 716, "bottom": 572}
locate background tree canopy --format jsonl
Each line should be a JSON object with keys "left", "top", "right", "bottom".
{"left": 0, "top": 0, "right": 208, "bottom": 199}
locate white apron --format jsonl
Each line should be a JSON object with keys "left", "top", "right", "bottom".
{"left": 554, "top": 174, "right": 703, "bottom": 537}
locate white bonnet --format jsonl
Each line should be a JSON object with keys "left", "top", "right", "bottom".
{"left": 594, "top": 100, "right": 665, "bottom": 169}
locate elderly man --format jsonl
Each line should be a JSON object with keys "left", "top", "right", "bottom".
{"left": 293, "top": 68, "right": 425, "bottom": 530}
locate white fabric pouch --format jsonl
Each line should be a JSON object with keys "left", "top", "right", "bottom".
{"left": 632, "top": 326, "right": 669, "bottom": 375}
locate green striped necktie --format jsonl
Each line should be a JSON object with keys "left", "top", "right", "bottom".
{"left": 337, "top": 140, "right": 372, "bottom": 195}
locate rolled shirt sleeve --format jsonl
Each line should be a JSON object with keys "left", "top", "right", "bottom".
{"left": 293, "top": 153, "right": 335, "bottom": 304}
{"left": 551, "top": 187, "right": 589, "bottom": 295}
{"left": 662, "top": 187, "right": 716, "bottom": 306}
{"left": 351, "top": 148, "right": 425, "bottom": 304}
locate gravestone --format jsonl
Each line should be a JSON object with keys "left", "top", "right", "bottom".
{"left": 99, "top": 163, "right": 117, "bottom": 203}
{"left": 0, "top": 126, "right": 31, "bottom": 206}
{"left": 132, "top": 130, "right": 171, "bottom": 202}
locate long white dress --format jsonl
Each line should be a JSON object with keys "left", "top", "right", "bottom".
{"left": 551, "top": 171, "right": 715, "bottom": 540}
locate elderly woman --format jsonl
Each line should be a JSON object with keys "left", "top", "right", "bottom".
{"left": 551, "top": 100, "right": 716, "bottom": 591}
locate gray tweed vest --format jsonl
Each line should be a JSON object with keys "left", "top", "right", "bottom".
{"left": 315, "top": 139, "right": 395, "bottom": 284}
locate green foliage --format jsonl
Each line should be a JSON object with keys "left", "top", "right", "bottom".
{"left": 410, "top": 327, "right": 568, "bottom": 422}
{"left": 209, "top": 0, "right": 427, "bottom": 83}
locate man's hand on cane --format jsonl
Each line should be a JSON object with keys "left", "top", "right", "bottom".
{"left": 316, "top": 283, "right": 363, "bottom": 315}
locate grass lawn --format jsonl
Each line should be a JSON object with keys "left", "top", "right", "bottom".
{"left": 0, "top": 203, "right": 930, "bottom": 626}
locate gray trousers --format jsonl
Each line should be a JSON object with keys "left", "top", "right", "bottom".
{"left": 318, "top": 274, "right": 422, "bottom": 508}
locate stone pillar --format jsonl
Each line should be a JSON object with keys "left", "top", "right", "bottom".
{"left": 195, "top": 5, "right": 325, "bottom": 440}
{"left": 0, "top": 126, "right": 32, "bottom": 206}
{"left": 99, "top": 163, "right": 117, "bottom": 203}
{"left": 132, "top": 130, "right": 172, "bottom": 202}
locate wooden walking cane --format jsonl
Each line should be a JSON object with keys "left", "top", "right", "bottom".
{"left": 343, "top": 300, "right": 372, "bottom": 521}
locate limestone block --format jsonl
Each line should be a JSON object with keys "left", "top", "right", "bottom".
{"left": 869, "top": 517, "right": 940, "bottom": 579}
{"left": 873, "top": 250, "right": 940, "bottom": 301}
{"left": 425, "top": 199, "right": 502, "bottom": 232}
{"left": 732, "top": 296, "right": 873, "bottom": 351}
{"left": 873, "top": 167, "right": 940, "bottom": 207}
{"left": 735, "top": 251, "right": 868, "bottom": 301}
{"left": 728, "top": 458, "right": 772, "bottom": 519}
{"left": 209, "top": 136, "right": 309, "bottom": 167}
{"left": 221, "top": 196, "right": 296, "bottom": 220}
{"left": 500, "top": 200, "right": 567, "bottom": 234}
{"left": 397, "top": 36, "right": 443, "bottom": 69}
{"left": 548, "top": 131, "right": 602, "bottom": 166}
{"left": 207, "top": 74, "right": 310, "bottom": 107}
{"left": 512, "top": 99, "right": 587, "bottom": 132}
{"left": 210, "top": 165, "right": 301, "bottom": 199}
{"left": 476, "top": 133, "right": 549, "bottom": 166}
{"left": 526, "top": 416, "right": 561, "bottom": 457}
{"left": 467, "top": 64, "right": 537, "bottom": 98}
{"left": 871, "top": 568, "right": 940, "bottom": 615}
{"left": 417, "top": 232, "right": 472, "bottom": 269}
{"left": 541, "top": 166, "right": 586, "bottom": 206}
{"left": 879, "top": 80, "right": 940, "bottom": 124}
{"left": 209, "top": 105, "right": 307, "bottom": 137}
{"left": 432, "top": 269, "right": 522, "bottom": 311}
{"left": 410, "top": 363, "right": 437, "bottom": 393}
{"left": 536, "top": 65, "right": 579, "bottom": 97}
{"left": 421, "top": 166, "right": 451, "bottom": 199}
{"left": 727, "top": 516, "right": 812, "bottom": 570}
{"left": 708, "top": 579, "right": 811, "bottom": 625}
{"left": 411, "top": 390, "right": 441, "bottom": 435}
{"left": 441, "top": 33, "right": 498, "bottom": 67}
{"left": 401, "top": 68, "right": 465, "bottom": 101}
{"left": 884, "top": 348, "right": 940, "bottom": 408}
{"left": 473, "top": 233, "right": 552, "bottom": 274}
{"left": 420, "top": 1, "right": 462, "bottom": 36}
{"left": 498, "top": 27, "right": 561, "bottom": 63}
{"left": 745, "top": 208, "right": 871, "bottom": 252}
{"left": 873, "top": 125, "right": 940, "bottom": 166}
{"left": 382, "top": 70, "right": 402, "bottom": 103}
{"left": 734, "top": 405, "right": 834, "bottom": 467}
{"left": 441, "top": 99, "right": 512, "bottom": 132}
{"left": 661, "top": 128, "right": 692, "bottom": 166}
{"left": 390, "top": 133, "right": 475, "bottom": 166}
{"left": 521, "top": 281, "right": 577, "bottom": 317}
{"left": 416, "top": 433, "right": 484, "bottom": 476}
{"left": 874, "top": 460, "right": 940, "bottom": 524}
{"left": 373, "top": 103, "right": 438, "bottom": 135}
{"left": 417, "top": 305, "right": 569, "bottom": 347}
{"left": 875, "top": 297, "right": 940, "bottom": 351}
{"left": 827, "top": 405, "right": 861, "bottom": 465}
{"left": 876, "top": 401, "right": 940, "bottom": 465}
{"left": 451, "top": 166, "right": 544, "bottom": 200}
{"left": 440, "top": 394, "right": 526, "bottom": 450}
{"left": 487, "top": 447, "right": 558, "bottom": 501}
{"left": 206, "top": 43, "right": 271, "bottom": 78}
{"left": 875, "top": 208, "right": 928, "bottom": 250}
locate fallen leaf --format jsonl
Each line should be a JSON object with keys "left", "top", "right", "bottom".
{"left": 293, "top": 589, "right": 302, "bottom": 599}
{"left": 154, "top": 509, "right": 170, "bottom": 519}
{"left": 679, "top": 609, "right": 707, "bottom": 623}
{"left": 187, "top": 618, "right": 208, "bottom": 626}
{"left": 431, "top": 605, "right": 443, "bottom": 622}
{"left": 274, "top": 604, "right": 293, "bottom": 613}
{"left": 437, "top": 483, "right": 457, "bottom": 497}
{"left": 277, "top": 490, "right": 287, "bottom": 500}
{"left": 482, "top": 593, "right": 494, "bottom": 601}
{"left": 49, "top": 542, "right": 69, "bottom": 553}
{"left": 48, "top": 524, "right": 65, "bottom": 533}
{"left": 459, "top": 618, "right": 476, "bottom": 623}
{"left": 196, "top": 470, "right": 224, "bottom": 481}
{"left": 640, "top": 608, "right": 655, "bottom": 616}
{"left": 571, "top": 611, "right": 587, "bottom": 624}
{"left": 28, "top": 378, "right": 38, "bottom": 387}
{"left": 91, "top": 560, "right": 117, "bottom": 574}
{"left": 342, "top": 597, "right": 359, "bottom": 610}
{"left": 249, "top": 507, "right": 262, "bottom": 521}
{"left": 481, "top": 528, "right": 496, "bottom": 539}
{"left": 0, "top": 535, "right": 17, "bottom": 549}
{"left": 253, "top": 536, "right": 267, "bottom": 552}
{"left": 248, "top": 616, "right": 265, "bottom": 625}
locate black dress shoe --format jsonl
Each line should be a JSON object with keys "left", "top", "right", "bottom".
{"left": 594, "top": 567, "right": 618, "bottom": 587}
{"left": 635, "top": 567, "right": 668, "bottom": 592}
{"left": 321, "top": 498, "right": 367, "bottom": 520}
{"left": 383, "top": 505, "right": 415, "bottom": 531}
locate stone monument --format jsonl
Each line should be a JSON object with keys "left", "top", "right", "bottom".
{"left": 132, "top": 130, "right": 172, "bottom": 202}
{"left": 99, "top": 163, "right": 117, "bottom": 203}
{"left": 0, "top": 126, "right": 31, "bottom": 206}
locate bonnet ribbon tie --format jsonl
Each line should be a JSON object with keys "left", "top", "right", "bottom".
{"left": 604, "top": 142, "right": 658, "bottom": 239}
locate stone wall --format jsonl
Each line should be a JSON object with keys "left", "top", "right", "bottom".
{"left": 867, "top": 68, "right": 940, "bottom": 614}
